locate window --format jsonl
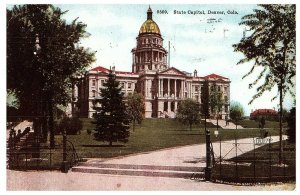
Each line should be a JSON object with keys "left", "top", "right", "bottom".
{"left": 128, "top": 83, "right": 132, "bottom": 89}
{"left": 224, "top": 96, "right": 228, "bottom": 103}
{"left": 120, "top": 82, "right": 125, "bottom": 88}
{"left": 92, "top": 90, "right": 96, "bottom": 97}
{"left": 101, "top": 80, "right": 104, "bottom": 86}
{"left": 218, "top": 86, "right": 221, "bottom": 91}
{"left": 195, "top": 95, "right": 199, "bottom": 100}
{"left": 225, "top": 105, "right": 228, "bottom": 112}
{"left": 195, "top": 86, "right": 199, "bottom": 92}
{"left": 92, "top": 79, "right": 96, "bottom": 86}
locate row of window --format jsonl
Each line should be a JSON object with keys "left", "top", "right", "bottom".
{"left": 140, "top": 38, "right": 161, "bottom": 45}
{"left": 91, "top": 79, "right": 134, "bottom": 89}
{"left": 91, "top": 90, "right": 133, "bottom": 98}
{"left": 191, "top": 85, "right": 228, "bottom": 92}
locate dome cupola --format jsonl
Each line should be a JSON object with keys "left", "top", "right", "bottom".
{"left": 139, "top": 6, "right": 161, "bottom": 35}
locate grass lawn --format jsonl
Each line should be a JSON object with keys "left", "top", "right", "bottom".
{"left": 55, "top": 118, "right": 282, "bottom": 159}
{"left": 212, "top": 140, "right": 295, "bottom": 183}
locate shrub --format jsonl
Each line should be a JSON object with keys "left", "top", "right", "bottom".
{"left": 287, "top": 107, "right": 296, "bottom": 143}
{"left": 54, "top": 117, "right": 83, "bottom": 135}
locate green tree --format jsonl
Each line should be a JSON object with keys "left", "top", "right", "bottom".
{"left": 126, "top": 92, "right": 145, "bottom": 131}
{"left": 92, "top": 71, "right": 130, "bottom": 146}
{"left": 233, "top": 5, "right": 295, "bottom": 163}
{"left": 177, "top": 99, "right": 201, "bottom": 131}
{"left": 229, "top": 101, "right": 244, "bottom": 125}
{"left": 7, "top": 5, "right": 95, "bottom": 147}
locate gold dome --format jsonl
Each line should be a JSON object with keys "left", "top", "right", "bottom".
{"left": 139, "top": 19, "right": 161, "bottom": 35}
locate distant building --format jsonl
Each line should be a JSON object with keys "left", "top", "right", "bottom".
{"left": 71, "top": 6, "right": 231, "bottom": 119}
{"left": 250, "top": 109, "right": 278, "bottom": 120}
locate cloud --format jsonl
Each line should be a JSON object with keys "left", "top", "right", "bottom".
{"left": 57, "top": 4, "right": 295, "bottom": 115}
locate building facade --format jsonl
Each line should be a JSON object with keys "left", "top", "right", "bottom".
{"left": 72, "top": 7, "right": 231, "bottom": 119}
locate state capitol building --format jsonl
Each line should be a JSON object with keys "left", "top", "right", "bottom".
{"left": 72, "top": 6, "right": 231, "bottom": 119}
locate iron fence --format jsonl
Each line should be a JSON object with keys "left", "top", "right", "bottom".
{"left": 7, "top": 139, "right": 81, "bottom": 171}
{"left": 210, "top": 134, "right": 295, "bottom": 183}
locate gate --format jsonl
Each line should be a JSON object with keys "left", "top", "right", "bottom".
{"left": 210, "top": 134, "right": 295, "bottom": 183}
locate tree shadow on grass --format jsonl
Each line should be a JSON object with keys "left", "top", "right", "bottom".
{"left": 81, "top": 144, "right": 125, "bottom": 148}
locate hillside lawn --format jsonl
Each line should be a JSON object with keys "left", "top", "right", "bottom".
{"left": 55, "top": 118, "right": 284, "bottom": 159}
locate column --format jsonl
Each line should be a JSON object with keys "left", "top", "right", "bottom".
{"left": 181, "top": 81, "right": 185, "bottom": 98}
{"left": 175, "top": 102, "right": 178, "bottom": 112}
{"left": 95, "top": 77, "right": 100, "bottom": 97}
{"left": 168, "top": 79, "right": 170, "bottom": 97}
{"left": 174, "top": 79, "right": 177, "bottom": 98}
{"left": 158, "top": 79, "right": 160, "bottom": 97}
{"left": 161, "top": 79, "right": 164, "bottom": 97}
{"left": 168, "top": 101, "right": 171, "bottom": 113}
{"left": 145, "top": 79, "right": 147, "bottom": 98}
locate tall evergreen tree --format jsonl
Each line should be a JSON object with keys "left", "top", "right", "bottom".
{"left": 201, "top": 80, "right": 210, "bottom": 118}
{"left": 233, "top": 4, "right": 295, "bottom": 163}
{"left": 7, "top": 5, "right": 95, "bottom": 147}
{"left": 93, "top": 71, "right": 130, "bottom": 146}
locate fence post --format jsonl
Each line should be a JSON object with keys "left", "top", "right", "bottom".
{"left": 61, "top": 129, "right": 69, "bottom": 173}
{"left": 253, "top": 137, "right": 256, "bottom": 183}
{"left": 283, "top": 141, "right": 286, "bottom": 179}
{"left": 219, "top": 136, "right": 222, "bottom": 179}
{"left": 205, "top": 129, "right": 212, "bottom": 181}
{"left": 235, "top": 132, "right": 238, "bottom": 182}
{"left": 269, "top": 135, "right": 272, "bottom": 181}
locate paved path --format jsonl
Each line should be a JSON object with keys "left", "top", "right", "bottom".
{"left": 86, "top": 136, "right": 287, "bottom": 168}
{"left": 6, "top": 170, "right": 295, "bottom": 190}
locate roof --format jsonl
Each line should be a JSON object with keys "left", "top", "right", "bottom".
{"left": 90, "top": 66, "right": 109, "bottom": 73}
{"left": 139, "top": 6, "right": 161, "bottom": 35}
{"left": 203, "top": 73, "right": 228, "bottom": 80}
{"left": 89, "top": 66, "right": 138, "bottom": 75}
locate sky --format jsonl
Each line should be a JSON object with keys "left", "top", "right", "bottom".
{"left": 5, "top": 3, "right": 296, "bottom": 116}
{"left": 51, "top": 4, "right": 295, "bottom": 116}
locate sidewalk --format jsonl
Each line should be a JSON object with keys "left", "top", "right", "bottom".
{"left": 6, "top": 169, "right": 295, "bottom": 190}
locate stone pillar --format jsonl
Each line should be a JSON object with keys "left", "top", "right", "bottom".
{"left": 181, "top": 80, "right": 185, "bottom": 99}
{"left": 168, "top": 79, "right": 170, "bottom": 96}
{"left": 158, "top": 79, "right": 160, "bottom": 97}
{"left": 161, "top": 79, "right": 164, "bottom": 97}
{"left": 96, "top": 78, "right": 99, "bottom": 98}
{"left": 174, "top": 79, "right": 177, "bottom": 98}
{"left": 168, "top": 101, "right": 171, "bottom": 113}
{"left": 175, "top": 101, "right": 178, "bottom": 112}
{"left": 145, "top": 79, "right": 147, "bottom": 98}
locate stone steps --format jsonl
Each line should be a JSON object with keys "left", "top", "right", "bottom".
{"left": 72, "top": 162, "right": 204, "bottom": 179}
